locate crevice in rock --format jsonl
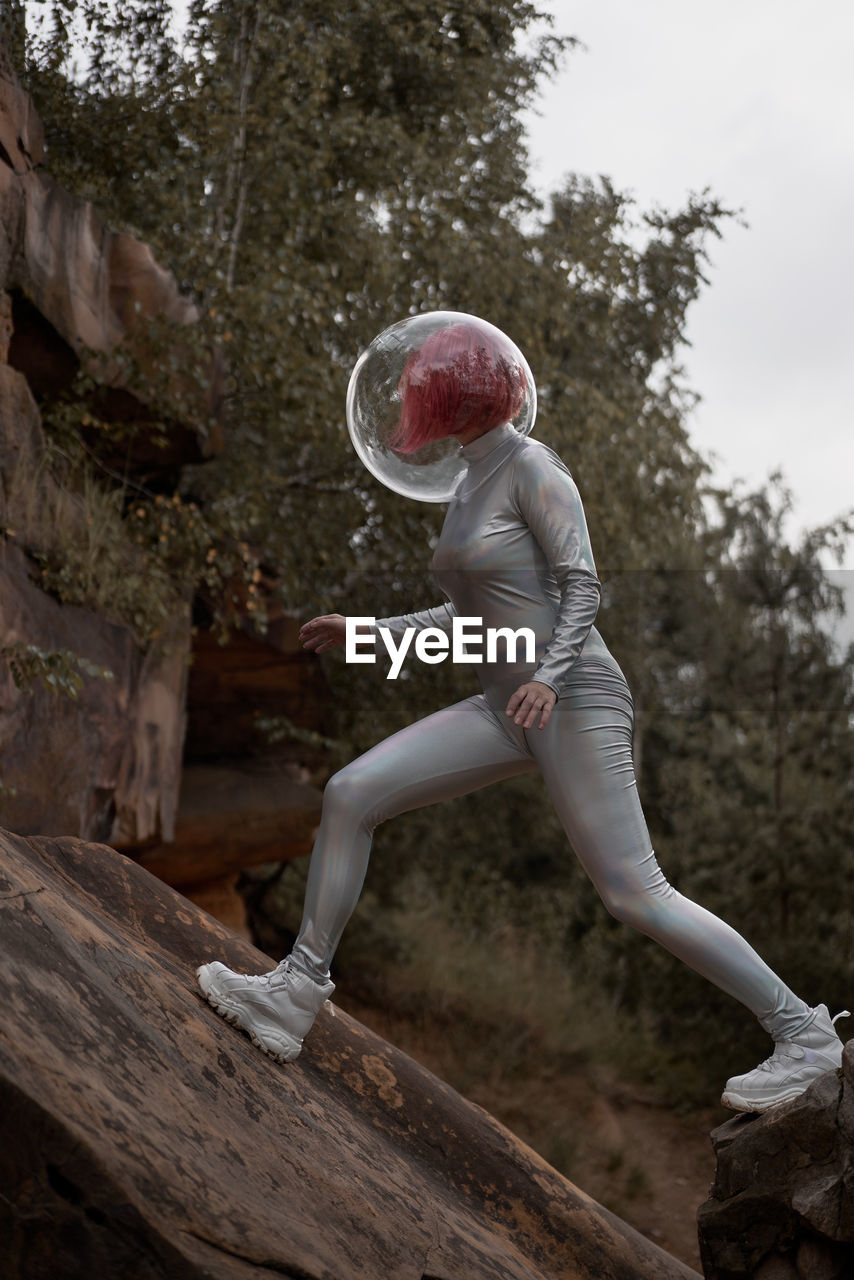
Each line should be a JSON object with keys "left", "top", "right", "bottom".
{"left": 46, "top": 1161, "right": 85, "bottom": 1205}
{"left": 0, "top": 885, "right": 45, "bottom": 900}
{"left": 6, "top": 287, "right": 79, "bottom": 399}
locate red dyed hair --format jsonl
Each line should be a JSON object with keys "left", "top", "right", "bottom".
{"left": 391, "top": 322, "right": 526, "bottom": 454}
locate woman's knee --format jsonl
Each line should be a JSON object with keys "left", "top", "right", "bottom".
{"left": 321, "top": 764, "right": 374, "bottom": 824}
{"left": 597, "top": 875, "right": 674, "bottom": 932}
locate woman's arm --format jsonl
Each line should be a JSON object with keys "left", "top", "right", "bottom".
{"left": 372, "top": 600, "right": 457, "bottom": 641}
{"left": 299, "top": 602, "right": 457, "bottom": 654}
{"left": 509, "top": 443, "right": 602, "bottom": 698}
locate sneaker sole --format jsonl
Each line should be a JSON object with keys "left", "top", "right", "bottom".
{"left": 721, "top": 1052, "right": 844, "bottom": 1113}
{"left": 196, "top": 966, "right": 303, "bottom": 1065}
{"left": 720, "top": 1083, "right": 814, "bottom": 1113}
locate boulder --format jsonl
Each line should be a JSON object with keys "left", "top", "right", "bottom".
{"left": 0, "top": 826, "right": 700, "bottom": 1280}
{"left": 697, "top": 1045, "right": 854, "bottom": 1278}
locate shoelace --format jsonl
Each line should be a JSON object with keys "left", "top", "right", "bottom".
{"left": 266, "top": 958, "right": 297, "bottom": 987}
{"left": 266, "top": 959, "right": 335, "bottom": 1013}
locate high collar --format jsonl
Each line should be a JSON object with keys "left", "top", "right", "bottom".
{"left": 459, "top": 421, "right": 518, "bottom": 463}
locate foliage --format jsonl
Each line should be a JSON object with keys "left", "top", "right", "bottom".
{"left": 0, "top": 640, "right": 115, "bottom": 796}
{"left": 0, "top": 639, "right": 114, "bottom": 699}
{"left": 4, "top": 427, "right": 182, "bottom": 645}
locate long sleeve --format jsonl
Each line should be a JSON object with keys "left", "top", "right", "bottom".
{"left": 371, "top": 600, "right": 457, "bottom": 642}
{"left": 509, "top": 445, "right": 601, "bottom": 696}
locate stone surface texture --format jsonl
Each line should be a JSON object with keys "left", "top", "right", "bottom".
{"left": 697, "top": 1043, "right": 854, "bottom": 1279}
{"left": 0, "top": 534, "right": 190, "bottom": 846}
{"left": 0, "top": 826, "right": 700, "bottom": 1280}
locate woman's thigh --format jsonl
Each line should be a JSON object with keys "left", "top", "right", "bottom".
{"left": 327, "top": 693, "right": 538, "bottom": 830}
{"left": 525, "top": 677, "right": 669, "bottom": 904}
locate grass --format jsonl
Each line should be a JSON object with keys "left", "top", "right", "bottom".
{"left": 2, "top": 439, "right": 187, "bottom": 647}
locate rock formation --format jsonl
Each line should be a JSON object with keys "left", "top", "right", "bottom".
{"left": 0, "top": 300, "right": 192, "bottom": 847}
{"left": 0, "top": 45, "right": 218, "bottom": 467}
{"left": 0, "top": 52, "right": 325, "bottom": 928}
{"left": 0, "top": 49, "right": 199, "bottom": 847}
{"left": 0, "top": 825, "right": 700, "bottom": 1280}
{"left": 697, "top": 1048, "right": 854, "bottom": 1278}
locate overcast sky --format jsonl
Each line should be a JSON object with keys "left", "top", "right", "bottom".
{"left": 522, "top": 0, "right": 853, "bottom": 580}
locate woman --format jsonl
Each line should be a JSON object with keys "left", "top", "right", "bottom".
{"left": 197, "top": 319, "right": 847, "bottom": 1113}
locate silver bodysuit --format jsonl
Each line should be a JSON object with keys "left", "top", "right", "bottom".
{"left": 292, "top": 422, "right": 810, "bottom": 1039}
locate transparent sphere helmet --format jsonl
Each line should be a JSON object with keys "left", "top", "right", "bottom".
{"left": 345, "top": 311, "right": 537, "bottom": 502}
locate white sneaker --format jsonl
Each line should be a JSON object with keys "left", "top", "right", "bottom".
{"left": 721, "top": 1004, "right": 850, "bottom": 1113}
{"left": 196, "top": 957, "right": 334, "bottom": 1064}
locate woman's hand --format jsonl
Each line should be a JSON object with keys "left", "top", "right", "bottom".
{"left": 506, "top": 681, "right": 557, "bottom": 730}
{"left": 299, "top": 614, "right": 348, "bottom": 654}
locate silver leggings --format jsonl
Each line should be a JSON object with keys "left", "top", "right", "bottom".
{"left": 291, "top": 669, "right": 810, "bottom": 1040}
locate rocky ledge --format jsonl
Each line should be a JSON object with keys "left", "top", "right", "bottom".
{"left": 698, "top": 1041, "right": 854, "bottom": 1279}
{"left": 0, "top": 825, "right": 698, "bottom": 1280}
